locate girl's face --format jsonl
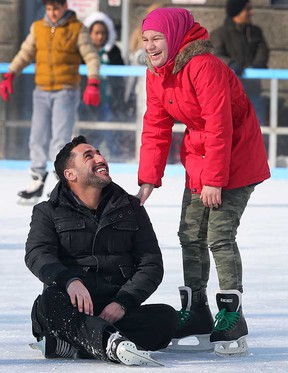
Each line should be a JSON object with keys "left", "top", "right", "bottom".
{"left": 90, "top": 22, "right": 108, "bottom": 50}
{"left": 142, "top": 30, "right": 168, "bottom": 68}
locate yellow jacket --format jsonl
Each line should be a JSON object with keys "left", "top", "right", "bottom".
{"left": 9, "top": 12, "right": 99, "bottom": 91}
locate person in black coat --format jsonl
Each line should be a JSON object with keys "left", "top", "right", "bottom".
{"left": 210, "top": 0, "right": 269, "bottom": 125}
{"left": 25, "top": 135, "right": 178, "bottom": 366}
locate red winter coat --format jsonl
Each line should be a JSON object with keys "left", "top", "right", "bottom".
{"left": 138, "top": 39, "right": 270, "bottom": 193}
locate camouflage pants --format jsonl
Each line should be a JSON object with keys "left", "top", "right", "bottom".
{"left": 178, "top": 185, "right": 255, "bottom": 292}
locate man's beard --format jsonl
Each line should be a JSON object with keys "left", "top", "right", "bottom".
{"left": 85, "top": 172, "right": 112, "bottom": 189}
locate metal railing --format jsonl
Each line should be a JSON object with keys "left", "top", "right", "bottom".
{"left": 0, "top": 63, "right": 288, "bottom": 166}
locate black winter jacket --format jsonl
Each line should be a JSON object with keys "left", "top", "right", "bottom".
{"left": 210, "top": 17, "right": 269, "bottom": 74}
{"left": 25, "top": 182, "right": 163, "bottom": 311}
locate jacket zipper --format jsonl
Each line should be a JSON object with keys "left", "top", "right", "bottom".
{"left": 49, "top": 26, "right": 55, "bottom": 88}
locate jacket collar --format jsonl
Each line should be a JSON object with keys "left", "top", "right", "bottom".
{"left": 225, "top": 17, "right": 248, "bottom": 32}
{"left": 146, "top": 39, "right": 213, "bottom": 76}
{"left": 49, "top": 181, "right": 130, "bottom": 217}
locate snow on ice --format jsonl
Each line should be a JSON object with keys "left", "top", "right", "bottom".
{"left": 0, "top": 165, "right": 288, "bottom": 372}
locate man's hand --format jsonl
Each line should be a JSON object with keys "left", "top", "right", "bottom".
{"left": 0, "top": 72, "right": 14, "bottom": 101}
{"left": 136, "top": 183, "right": 155, "bottom": 206}
{"left": 83, "top": 78, "right": 100, "bottom": 107}
{"left": 200, "top": 185, "right": 222, "bottom": 208}
{"left": 67, "top": 279, "right": 94, "bottom": 316}
{"left": 98, "top": 302, "right": 126, "bottom": 324}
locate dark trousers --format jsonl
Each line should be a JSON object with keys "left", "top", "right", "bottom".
{"left": 32, "top": 286, "right": 178, "bottom": 360}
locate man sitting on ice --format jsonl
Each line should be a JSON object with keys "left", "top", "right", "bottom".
{"left": 25, "top": 135, "right": 178, "bottom": 366}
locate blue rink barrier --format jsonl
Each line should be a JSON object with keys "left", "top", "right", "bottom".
{"left": 0, "top": 160, "right": 287, "bottom": 179}
{"left": 1, "top": 63, "right": 288, "bottom": 79}
{"left": 1, "top": 63, "right": 288, "bottom": 169}
{"left": 0, "top": 160, "right": 184, "bottom": 176}
{"left": 0, "top": 63, "right": 147, "bottom": 77}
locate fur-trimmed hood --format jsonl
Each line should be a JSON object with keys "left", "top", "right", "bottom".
{"left": 146, "top": 39, "right": 213, "bottom": 75}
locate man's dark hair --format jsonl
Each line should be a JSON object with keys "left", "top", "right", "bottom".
{"left": 42, "top": 0, "right": 67, "bottom": 6}
{"left": 54, "top": 135, "right": 87, "bottom": 188}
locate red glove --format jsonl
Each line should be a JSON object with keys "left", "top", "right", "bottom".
{"left": 83, "top": 78, "right": 101, "bottom": 107}
{"left": 0, "top": 72, "right": 14, "bottom": 101}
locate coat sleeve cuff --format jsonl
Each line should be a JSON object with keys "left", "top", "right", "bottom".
{"left": 113, "top": 291, "right": 140, "bottom": 312}
{"left": 55, "top": 269, "right": 86, "bottom": 290}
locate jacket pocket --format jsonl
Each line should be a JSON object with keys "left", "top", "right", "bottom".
{"left": 55, "top": 219, "right": 85, "bottom": 232}
{"left": 112, "top": 220, "right": 138, "bottom": 231}
{"left": 188, "top": 129, "right": 205, "bottom": 156}
{"left": 104, "top": 220, "right": 138, "bottom": 254}
{"left": 54, "top": 219, "right": 87, "bottom": 255}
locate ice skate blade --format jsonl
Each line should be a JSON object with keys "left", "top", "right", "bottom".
{"left": 17, "top": 196, "right": 40, "bottom": 206}
{"left": 163, "top": 334, "right": 214, "bottom": 353}
{"left": 213, "top": 336, "right": 249, "bottom": 357}
{"left": 29, "top": 339, "right": 45, "bottom": 355}
{"left": 117, "top": 341, "right": 164, "bottom": 366}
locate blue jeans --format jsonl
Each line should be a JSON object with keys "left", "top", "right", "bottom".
{"left": 29, "top": 88, "right": 80, "bottom": 176}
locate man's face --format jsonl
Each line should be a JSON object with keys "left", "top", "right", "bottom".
{"left": 235, "top": 2, "right": 253, "bottom": 24}
{"left": 45, "top": 2, "right": 67, "bottom": 23}
{"left": 68, "top": 143, "right": 112, "bottom": 189}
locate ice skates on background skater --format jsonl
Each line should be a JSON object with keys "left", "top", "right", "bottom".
{"left": 210, "top": 290, "right": 249, "bottom": 357}
{"left": 30, "top": 331, "right": 163, "bottom": 366}
{"left": 166, "top": 286, "right": 214, "bottom": 352}
{"left": 17, "top": 169, "right": 48, "bottom": 205}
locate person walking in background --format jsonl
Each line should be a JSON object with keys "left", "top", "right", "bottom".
{"left": 128, "top": 2, "right": 181, "bottom": 164}
{"left": 0, "top": 0, "right": 101, "bottom": 204}
{"left": 83, "top": 11, "right": 125, "bottom": 122}
{"left": 81, "top": 12, "right": 127, "bottom": 159}
{"left": 124, "top": 2, "right": 163, "bottom": 121}
{"left": 25, "top": 135, "right": 177, "bottom": 366}
{"left": 136, "top": 7, "right": 270, "bottom": 356}
{"left": 129, "top": 2, "right": 164, "bottom": 66}
{"left": 210, "top": 0, "right": 269, "bottom": 125}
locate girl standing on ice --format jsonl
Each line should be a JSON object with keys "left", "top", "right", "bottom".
{"left": 136, "top": 7, "right": 270, "bottom": 356}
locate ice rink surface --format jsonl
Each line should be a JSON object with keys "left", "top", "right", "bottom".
{"left": 0, "top": 165, "right": 288, "bottom": 372}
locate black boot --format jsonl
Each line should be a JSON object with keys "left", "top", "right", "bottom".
{"left": 174, "top": 286, "right": 214, "bottom": 338}
{"left": 210, "top": 290, "right": 249, "bottom": 357}
{"left": 169, "top": 286, "right": 214, "bottom": 351}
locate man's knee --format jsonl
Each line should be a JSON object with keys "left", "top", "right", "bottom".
{"left": 146, "top": 304, "right": 178, "bottom": 333}
{"left": 31, "top": 286, "right": 70, "bottom": 336}
{"left": 31, "top": 295, "right": 45, "bottom": 339}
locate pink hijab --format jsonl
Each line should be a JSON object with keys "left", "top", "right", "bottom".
{"left": 142, "top": 8, "right": 195, "bottom": 64}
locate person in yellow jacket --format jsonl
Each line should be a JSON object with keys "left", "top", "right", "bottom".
{"left": 0, "top": 0, "right": 101, "bottom": 204}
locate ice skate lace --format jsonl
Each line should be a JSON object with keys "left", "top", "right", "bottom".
{"left": 177, "top": 309, "right": 191, "bottom": 326}
{"left": 213, "top": 309, "right": 240, "bottom": 331}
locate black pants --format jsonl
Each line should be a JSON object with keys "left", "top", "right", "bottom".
{"left": 31, "top": 286, "right": 178, "bottom": 360}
